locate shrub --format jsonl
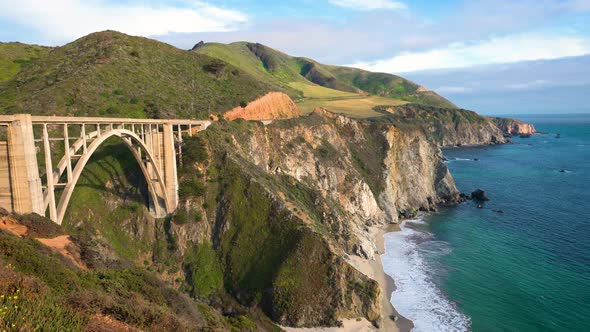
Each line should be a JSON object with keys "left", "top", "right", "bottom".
{"left": 173, "top": 209, "right": 188, "bottom": 225}
{"left": 179, "top": 179, "right": 206, "bottom": 198}
{"left": 182, "top": 136, "right": 208, "bottom": 165}
{"left": 183, "top": 243, "right": 223, "bottom": 298}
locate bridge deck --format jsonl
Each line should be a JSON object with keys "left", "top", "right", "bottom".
{"left": 0, "top": 115, "right": 210, "bottom": 126}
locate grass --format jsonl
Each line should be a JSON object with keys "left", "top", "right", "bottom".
{"left": 297, "top": 95, "right": 408, "bottom": 118}
{"left": 0, "top": 42, "right": 49, "bottom": 83}
{"left": 183, "top": 242, "right": 224, "bottom": 298}
{"left": 195, "top": 41, "right": 457, "bottom": 110}
{"left": 288, "top": 81, "right": 358, "bottom": 99}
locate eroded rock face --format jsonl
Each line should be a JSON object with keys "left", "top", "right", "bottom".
{"left": 223, "top": 108, "right": 459, "bottom": 259}
{"left": 224, "top": 92, "right": 301, "bottom": 121}
{"left": 196, "top": 109, "right": 460, "bottom": 326}
{"left": 492, "top": 117, "right": 537, "bottom": 136}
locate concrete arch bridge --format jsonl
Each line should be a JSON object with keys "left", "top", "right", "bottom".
{"left": 0, "top": 114, "right": 211, "bottom": 224}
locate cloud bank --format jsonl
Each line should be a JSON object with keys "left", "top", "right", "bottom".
{"left": 350, "top": 33, "right": 590, "bottom": 73}
{"left": 0, "top": 0, "right": 247, "bottom": 44}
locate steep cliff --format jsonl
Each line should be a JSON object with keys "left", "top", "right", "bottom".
{"left": 373, "top": 104, "right": 535, "bottom": 147}
{"left": 492, "top": 117, "right": 537, "bottom": 135}
{"left": 189, "top": 109, "right": 458, "bottom": 326}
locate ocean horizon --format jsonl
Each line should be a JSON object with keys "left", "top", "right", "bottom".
{"left": 383, "top": 113, "right": 590, "bottom": 331}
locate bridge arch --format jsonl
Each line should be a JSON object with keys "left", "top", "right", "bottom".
{"left": 55, "top": 128, "right": 173, "bottom": 225}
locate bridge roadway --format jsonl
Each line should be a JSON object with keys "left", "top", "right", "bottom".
{"left": 0, "top": 114, "right": 211, "bottom": 224}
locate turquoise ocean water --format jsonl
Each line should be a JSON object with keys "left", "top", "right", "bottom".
{"left": 382, "top": 114, "right": 590, "bottom": 331}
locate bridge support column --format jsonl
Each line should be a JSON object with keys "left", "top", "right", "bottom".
{"left": 162, "top": 124, "right": 178, "bottom": 212}
{"left": 6, "top": 114, "right": 44, "bottom": 215}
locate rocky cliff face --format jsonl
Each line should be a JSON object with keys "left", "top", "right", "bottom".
{"left": 184, "top": 108, "right": 459, "bottom": 327}
{"left": 224, "top": 91, "right": 301, "bottom": 120}
{"left": 492, "top": 117, "right": 537, "bottom": 136}
{"left": 374, "top": 104, "right": 535, "bottom": 147}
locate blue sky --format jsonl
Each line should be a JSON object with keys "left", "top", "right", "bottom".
{"left": 1, "top": 0, "right": 589, "bottom": 113}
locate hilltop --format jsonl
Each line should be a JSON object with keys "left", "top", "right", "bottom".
{"left": 0, "top": 31, "right": 273, "bottom": 118}
{"left": 194, "top": 42, "right": 456, "bottom": 116}
{"left": 0, "top": 32, "right": 456, "bottom": 120}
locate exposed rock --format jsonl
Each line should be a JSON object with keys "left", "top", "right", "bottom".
{"left": 190, "top": 41, "right": 205, "bottom": 51}
{"left": 471, "top": 189, "right": 490, "bottom": 201}
{"left": 492, "top": 117, "right": 536, "bottom": 136}
{"left": 224, "top": 92, "right": 301, "bottom": 121}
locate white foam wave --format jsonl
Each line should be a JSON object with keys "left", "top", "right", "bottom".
{"left": 382, "top": 219, "right": 471, "bottom": 332}
{"left": 453, "top": 158, "right": 472, "bottom": 161}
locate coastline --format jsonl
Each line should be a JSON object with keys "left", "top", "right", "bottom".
{"left": 343, "top": 222, "right": 414, "bottom": 332}
{"left": 371, "top": 223, "right": 414, "bottom": 332}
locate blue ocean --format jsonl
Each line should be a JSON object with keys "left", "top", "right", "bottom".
{"left": 382, "top": 113, "right": 590, "bottom": 331}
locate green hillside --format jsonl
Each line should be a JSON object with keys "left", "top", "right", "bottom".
{"left": 0, "top": 42, "right": 50, "bottom": 83}
{"left": 194, "top": 41, "right": 456, "bottom": 110}
{"left": 0, "top": 31, "right": 456, "bottom": 119}
{"left": 0, "top": 31, "right": 273, "bottom": 118}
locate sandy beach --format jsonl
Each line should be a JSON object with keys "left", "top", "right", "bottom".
{"left": 284, "top": 223, "right": 413, "bottom": 332}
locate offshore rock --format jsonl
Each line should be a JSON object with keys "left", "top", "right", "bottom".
{"left": 471, "top": 189, "right": 490, "bottom": 201}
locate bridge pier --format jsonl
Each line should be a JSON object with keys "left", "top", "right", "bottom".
{"left": 3, "top": 114, "right": 44, "bottom": 215}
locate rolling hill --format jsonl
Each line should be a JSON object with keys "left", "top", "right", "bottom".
{"left": 0, "top": 31, "right": 455, "bottom": 119}
{"left": 193, "top": 41, "right": 457, "bottom": 113}
{"left": 0, "top": 31, "right": 273, "bottom": 118}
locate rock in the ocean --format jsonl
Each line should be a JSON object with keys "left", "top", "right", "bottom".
{"left": 459, "top": 193, "right": 471, "bottom": 201}
{"left": 493, "top": 209, "right": 504, "bottom": 214}
{"left": 471, "top": 189, "right": 490, "bottom": 201}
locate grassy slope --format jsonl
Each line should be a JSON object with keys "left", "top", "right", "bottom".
{"left": 0, "top": 213, "right": 211, "bottom": 331}
{"left": 0, "top": 42, "right": 50, "bottom": 83}
{"left": 194, "top": 41, "right": 456, "bottom": 116}
{"left": 0, "top": 31, "right": 273, "bottom": 119}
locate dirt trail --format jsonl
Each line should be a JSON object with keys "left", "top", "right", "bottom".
{"left": 0, "top": 216, "right": 86, "bottom": 269}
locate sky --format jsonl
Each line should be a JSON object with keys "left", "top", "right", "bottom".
{"left": 1, "top": 0, "right": 589, "bottom": 114}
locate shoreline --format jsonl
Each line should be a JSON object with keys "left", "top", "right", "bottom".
{"left": 344, "top": 222, "right": 414, "bottom": 332}
{"left": 372, "top": 223, "right": 414, "bottom": 332}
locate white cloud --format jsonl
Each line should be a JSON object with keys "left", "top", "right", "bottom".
{"left": 436, "top": 86, "right": 473, "bottom": 94}
{"left": 328, "top": 0, "right": 406, "bottom": 11}
{"left": 0, "top": 0, "right": 247, "bottom": 44}
{"left": 505, "top": 79, "right": 550, "bottom": 90}
{"left": 350, "top": 33, "right": 590, "bottom": 73}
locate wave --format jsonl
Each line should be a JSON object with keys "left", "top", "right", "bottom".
{"left": 382, "top": 218, "right": 471, "bottom": 332}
